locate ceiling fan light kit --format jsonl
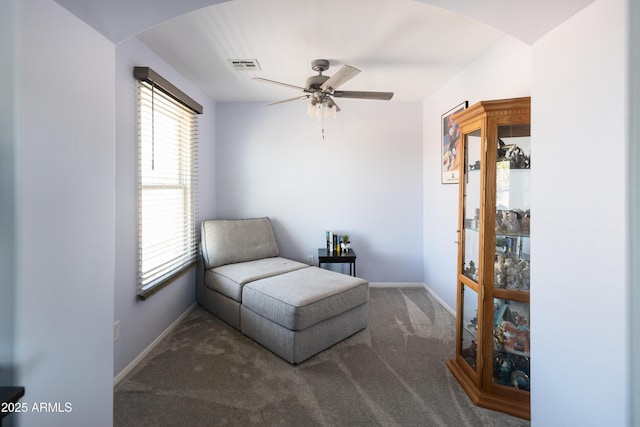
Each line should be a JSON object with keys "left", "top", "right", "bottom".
{"left": 253, "top": 59, "right": 394, "bottom": 120}
{"left": 307, "top": 97, "right": 337, "bottom": 120}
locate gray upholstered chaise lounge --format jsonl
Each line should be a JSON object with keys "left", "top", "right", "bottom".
{"left": 197, "top": 217, "right": 369, "bottom": 364}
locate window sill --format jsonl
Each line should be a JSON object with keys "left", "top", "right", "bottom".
{"left": 137, "top": 262, "right": 195, "bottom": 300}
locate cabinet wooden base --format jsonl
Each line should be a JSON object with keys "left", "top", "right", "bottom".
{"left": 446, "top": 359, "right": 530, "bottom": 420}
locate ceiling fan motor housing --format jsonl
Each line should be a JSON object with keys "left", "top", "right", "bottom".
{"left": 306, "top": 75, "right": 330, "bottom": 91}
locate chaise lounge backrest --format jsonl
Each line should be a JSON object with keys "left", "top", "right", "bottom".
{"left": 201, "top": 217, "right": 280, "bottom": 269}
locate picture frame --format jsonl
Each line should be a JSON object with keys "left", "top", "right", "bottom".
{"left": 441, "top": 101, "right": 468, "bottom": 184}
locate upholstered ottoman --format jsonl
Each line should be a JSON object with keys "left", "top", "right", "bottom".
{"left": 240, "top": 266, "right": 369, "bottom": 364}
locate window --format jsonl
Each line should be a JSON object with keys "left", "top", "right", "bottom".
{"left": 135, "top": 67, "right": 202, "bottom": 299}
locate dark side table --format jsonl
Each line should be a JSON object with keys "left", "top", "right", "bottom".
{"left": 318, "top": 248, "right": 357, "bottom": 277}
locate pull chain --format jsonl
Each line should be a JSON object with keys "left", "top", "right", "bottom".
{"left": 151, "top": 83, "right": 155, "bottom": 170}
{"left": 321, "top": 102, "right": 325, "bottom": 140}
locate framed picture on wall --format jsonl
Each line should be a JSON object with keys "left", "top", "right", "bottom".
{"left": 441, "top": 101, "right": 468, "bottom": 184}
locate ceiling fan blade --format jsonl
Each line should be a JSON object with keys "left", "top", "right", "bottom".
{"left": 253, "top": 77, "right": 305, "bottom": 91}
{"left": 265, "top": 95, "right": 309, "bottom": 106}
{"left": 333, "top": 90, "right": 394, "bottom": 100}
{"left": 320, "top": 65, "right": 360, "bottom": 92}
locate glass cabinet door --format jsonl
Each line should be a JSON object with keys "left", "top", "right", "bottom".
{"left": 462, "top": 129, "right": 482, "bottom": 281}
{"left": 461, "top": 284, "right": 479, "bottom": 370}
{"left": 492, "top": 298, "right": 530, "bottom": 391}
{"left": 492, "top": 123, "right": 531, "bottom": 393}
{"left": 494, "top": 124, "right": 531, "bottom": 291}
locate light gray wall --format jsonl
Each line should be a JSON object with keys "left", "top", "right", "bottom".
{"left": 113, "top": 37, "right": 217, "bottom": 377}
{"left": 0, "top": 0, "right": 18, "bottom": 390}
{"left": 215, "top": 101, "right": 423, "bottom": 282}
{"left": 423, "top": 1, "right": 632, "bottom": 420}
{"left": 631, "top": 0, "right": 640, "bottom": 423}
{"left": 531, "top": 0, "right": 628, "bottom": 424}
{"left": 6, "top": 1, "right": 632, "bottom": 426}
{"left": 13, "top": 0, "right": 115, "bottom": 425}
{"left": 422, "top": 36, "right": 532, "bottom": 311}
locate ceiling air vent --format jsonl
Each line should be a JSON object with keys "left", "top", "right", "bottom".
{"left": 228, "top": 59, "right": 261, "bottom": 71}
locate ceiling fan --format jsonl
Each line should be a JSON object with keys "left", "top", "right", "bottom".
{"left": 253, "top": 59, "right": 394, "bottom": 119}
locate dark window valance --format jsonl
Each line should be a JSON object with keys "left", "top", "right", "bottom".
{"left": 134, "top": 66, "right": 203, "bottom": 114}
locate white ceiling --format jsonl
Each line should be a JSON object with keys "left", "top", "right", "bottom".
{"left": 137, "top": 0, "right": 507, "bottom": 102}
{"left": 56, "top": 0, "right": 595, "bottom": 103}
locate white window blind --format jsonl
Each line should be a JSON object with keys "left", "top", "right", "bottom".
{"left": 137, "top": 78, "right": 199, "bottom": 298}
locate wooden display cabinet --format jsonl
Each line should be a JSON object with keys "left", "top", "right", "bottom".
{"left": 446, "top": 97, "right": 531, "bottom": 419}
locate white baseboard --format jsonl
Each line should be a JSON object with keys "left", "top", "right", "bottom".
{"left": 369, "top": 282, "right": 456, "bottom": 317}
{"left": 113, "top": 302, "right": 197, "bottom": 386}
{"left": 421, "top": 283, "right": 456, "bottom": 317}
{"left": 368, "top": 282, "right": 425, "bottom": 288}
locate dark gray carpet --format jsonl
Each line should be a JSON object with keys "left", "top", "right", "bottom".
{"left": 114, "top": 287, "right": 530, "bottom": 426}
